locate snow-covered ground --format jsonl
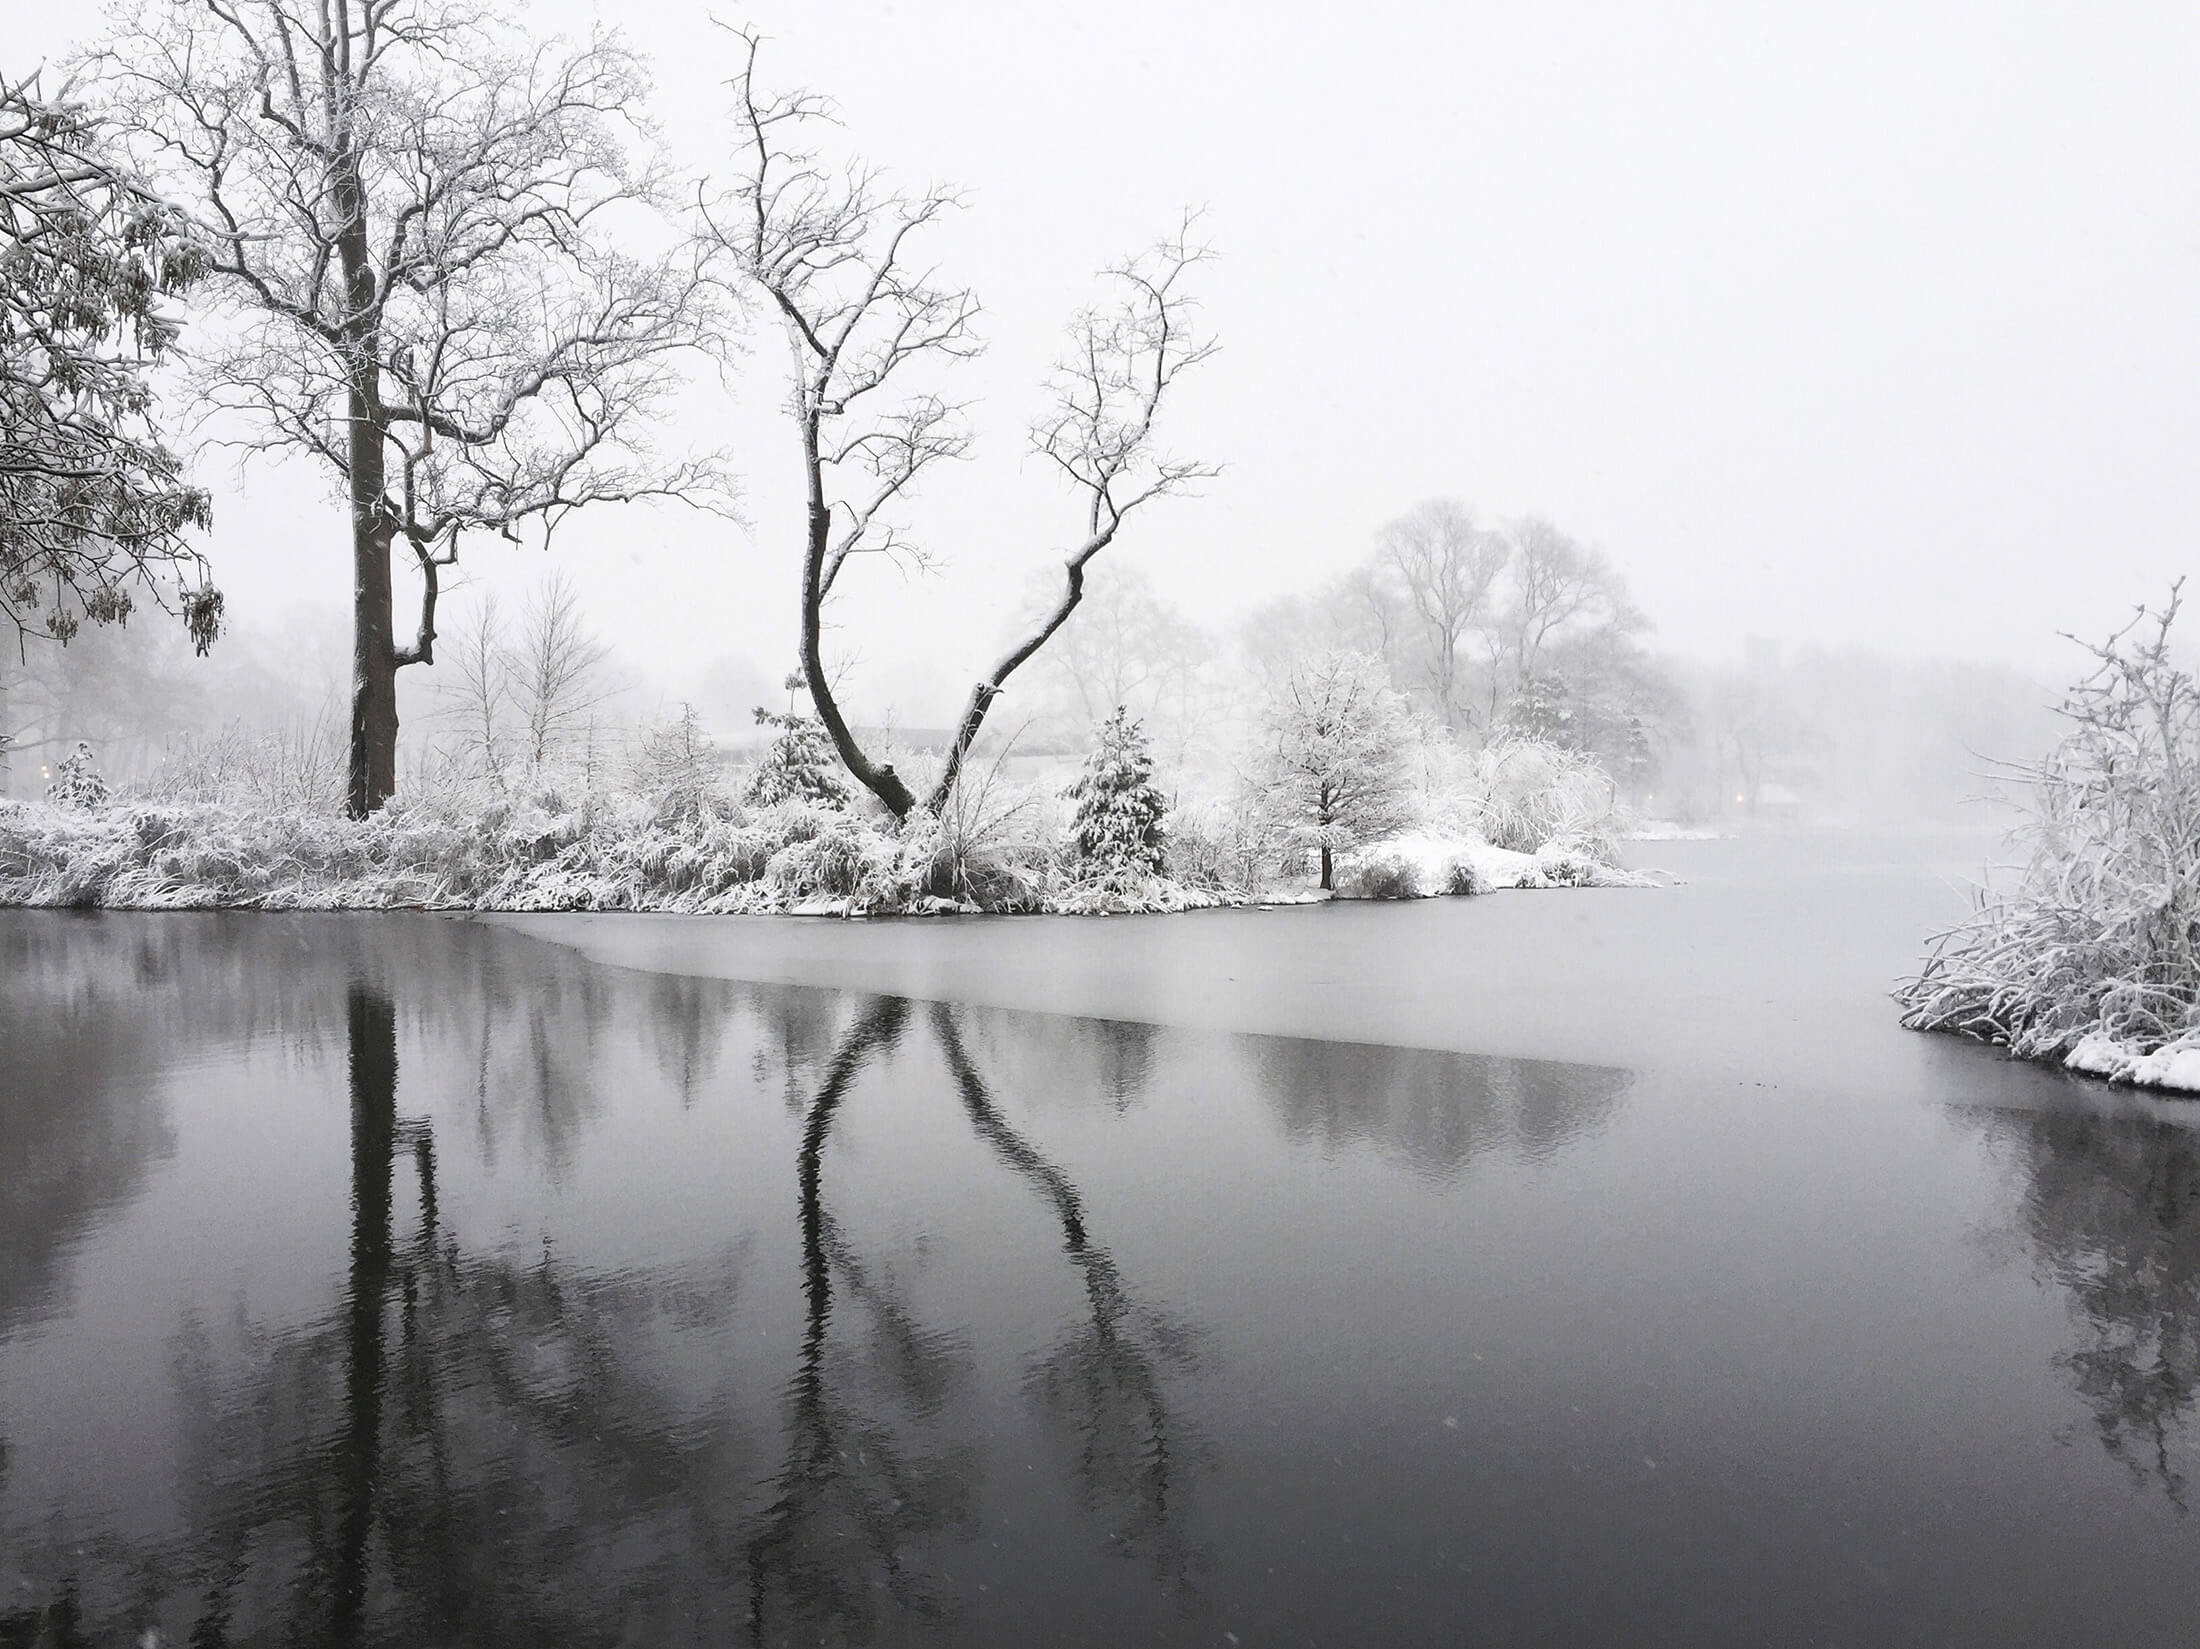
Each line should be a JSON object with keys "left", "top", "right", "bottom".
{"left": 2066, "top": 1034, "right": 2200, "bottom": 1095}
{"left": 1333, "top": 830, "right": 1659, "bottom": 899}
{"left": 1625, "top": 820, "right": 1731, "bottom": 842}
{"left": 0, "top": 798, "right": 1644, "bottom": 917}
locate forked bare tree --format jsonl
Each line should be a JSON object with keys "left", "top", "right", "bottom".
{"left": 90, "top": 1, "right": 728, "bottom": 814}
{"left": 703, "top": 29, "right": 1216, "bottom": 821}
{"left": 1, "top": 70, "right": 220, "bottom": 655}
{"left": 1376, "top": 499, "right": 1508, "bottom": 729}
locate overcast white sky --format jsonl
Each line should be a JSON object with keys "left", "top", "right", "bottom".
{"left": 24, "top": 1, "right": 2200, "bottom": 718}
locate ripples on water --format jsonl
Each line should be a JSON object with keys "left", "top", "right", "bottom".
{"left": 2, "top": 909, "right": 2198, "bottom": 1646}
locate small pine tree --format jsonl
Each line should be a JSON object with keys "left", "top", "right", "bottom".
{"left": 47, "top": 741, "right": 111, "bottom": 810}
{"left": 1065, "top": 707, "right": 1167, "bottom": 880}
{"left": 1508, "top": 672, "right": 1576, "bottom": 746}
{"left": 746, "top": 707, "right": 851, "bottom": 810}
{"left": 636, "top": 703, "right": 718, "bottom": 823}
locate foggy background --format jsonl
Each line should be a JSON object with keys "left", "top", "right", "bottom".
{"left": 8, "top": 0, "right": 2193, "bottom": 818}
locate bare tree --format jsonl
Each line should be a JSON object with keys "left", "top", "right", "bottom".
{"left": 1376, "top": 499, "right": 1507, "bottom": 729}
{"left": 1488, "top": 516, "right": 1633, "bottom": 715}
{"left": 702, "top": 30, "right": 1216, "bottom": 821}
{"left": 509, "top": 569, "right": 611, "bottom": 776}
{"left": 1, "top": 70, "right": 220, "bottom": 656}
{"left": 91, "top": 0, "right": 728, "bottom": 815}
{"left": 434, "top": 591, "right": 510, "bottom": 791}
{"left": 1032, "top": 564, "right": 1211, "bottom": 771}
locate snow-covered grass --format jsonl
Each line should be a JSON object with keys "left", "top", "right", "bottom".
{"left": 1331, "top": 830, "right": 1656, "bottom": 901}
{"left": 0, "top": 725, "right": 1651, "bottom": 916}
{"left": 1896, "top": 590, "right": 2200, "bottom": 1094}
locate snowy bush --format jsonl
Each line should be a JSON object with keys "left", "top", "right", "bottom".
{"left": 1064, "top": 708, "right": 1167, "bottom": 881}
{"left": 148, "top": 715, "right": 345, "bottom": 812}
{"left": 634, "top": 702, "right": 733, "bottom": 826}
{"left": 45, "top": 742, "right": 111, "bottom": 810}
{"left": 1898, "top": 588, "right": 2200, "bottom": 1090}
{"left": 1449, "top": 734, "right": 1621, "bottom": 861}
{"left": 744, "top": 706, "right": 851, "bottom": 810}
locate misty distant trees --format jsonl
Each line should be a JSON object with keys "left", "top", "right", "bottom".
{"left": 1247, "top": 502, "right": 1673, "bottom": 792}
{"left": 433, "top": 571, "right": 612, "bottom": 794}
{"left": 0, "top": 71, "right": 219, "bottom": 655}
{"left": 89, "top": 0, "right": 725, "bottom": 815}
{"left": 701, "top": 28, "right": 1217, "bottom": 823}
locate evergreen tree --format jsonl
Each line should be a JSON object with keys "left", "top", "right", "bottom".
{"left": 1507, "top": 671, "right": 1577, "bottom": 746}
{"left": 746, "top": 708, "right": 852, "bottom": 810}
{"left": 1066, "top": 707, "right": 1168, "bottom": 880}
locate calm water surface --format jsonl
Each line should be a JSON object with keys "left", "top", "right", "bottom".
{"left": 4, "top": 835, "right": 2199, "bottom": 1646}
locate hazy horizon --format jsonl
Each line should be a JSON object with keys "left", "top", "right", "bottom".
{"left": 14, "top": 0, "right": 2194, "bottom": 725}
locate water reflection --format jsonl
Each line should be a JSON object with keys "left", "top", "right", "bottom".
{"left": 930, "top": 1003, "right": 1205, "bottom": 1587}
{"left": 163, "top": 981, "right": 753, "bottom": 1648}
{"left": 0, "top": 919, "right": 177, "bottom": 1336}
{"left": 0, "top": 921, "right": 1261, "bottom": 1644}
{"left": 747, "top": 996, "right": 975, "bottom": 1641}
{"left": 1973, "top": 1106, "right": 2200, "bottom": 1509}
{"left": 1247, "top": 1033, "right": 1634, "bottom": 1176}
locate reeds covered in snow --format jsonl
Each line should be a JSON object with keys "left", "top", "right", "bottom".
{"left": 1896, "top": 587, "right": 2200, "bottom": 1091}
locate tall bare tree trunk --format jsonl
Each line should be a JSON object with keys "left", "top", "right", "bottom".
{"left": 347, "top": 392, "right": 398, "bottom": 816}
{"left": 335, "top": 133, "right": 398, "bottom": 819}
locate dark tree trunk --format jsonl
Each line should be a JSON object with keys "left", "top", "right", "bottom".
{"left": 1320, "top": 842, "right": 1333, "bottom": 891}
{"left": 347, "top": 433, "right": 398, "bottom": 817}
{"left": 336, "top": 986, "right": 396, "bottom": 1641}
{"left": 334, "top": 137, "right": 399, "bottom": 819}
{"left": 796, "top": 419, "right": 916, "bottom": 820}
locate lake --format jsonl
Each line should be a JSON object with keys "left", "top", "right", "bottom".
{"left": 5, "top": 833, "right": 2198, "bottom": 1646}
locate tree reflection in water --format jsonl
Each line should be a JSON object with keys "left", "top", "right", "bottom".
{"left": 166, "top": 981, "right": 756, "bottom": 1648}
{"left": 1975, "top": 1107, "right": 2200, "bottom": 1510}
{"left": 1248, "top": 1032, "right": 1634, "bottom": 1177}
{"left": 1, "top": 941, "right": 1210, "bottom": 1646}
{"left": 930, "top": 1004, "right": 1205, "bottom": 1589}
{"left": 744, "top": 994, "right": 980, "bottom": 1643}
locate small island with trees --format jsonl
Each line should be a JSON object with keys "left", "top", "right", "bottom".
{"left": 0, "top": 12, "right": 1651, "bottom": 916}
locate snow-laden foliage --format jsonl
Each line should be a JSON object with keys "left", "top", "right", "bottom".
{"left": 1897, "top": 589, "right": 2200, "bottom": 1091}
{"left": 45, "top": 741, "right": 110, "bottom": 810}
{"left": 1065, "top": 708, "right": 1167, "bottom": 879}
{"left": 149, "top": 714, "right": 346, "bottom": 812}
{"left": 744, "top": 708, "right": 851, "bottom": 811}
{"left": 632, "top": 703, "right": 729, "bottom": 826}
{"left": 2, "top": 708, "right": 1646, "bottom": 915}
{"left": 1447, "top": 734, "right": 1623, "bottom": 861}
{"left": 1250, "top": 649, "right": 1415, "bottom": 888}
{"left": 1331, "top": 832, "right": 1654, "bottom": 901}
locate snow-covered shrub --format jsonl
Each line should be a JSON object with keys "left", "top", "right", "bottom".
{"left": 744, "top": 707, "right": 851, "bottom": 810}
{"left": 1453, "top": 734, "right": 1620, "bottom": 861}
{"left": 1166, "top": 796, "right": 1287, "bottom": 897}
{"left": 1898, "top": 588, "right": 2200, "bottom": 1089}
{"left": 1333, "top": 844, "right": 1423, "bottom": 900}
{"left": 1065, "top": 708, "right": 1167, "bottom": 880}
{"left": 634, "top": 702, "right": 730, "bottom": 826}
{"left": 46, "top": 742, "right": 111, "bottom": 810}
